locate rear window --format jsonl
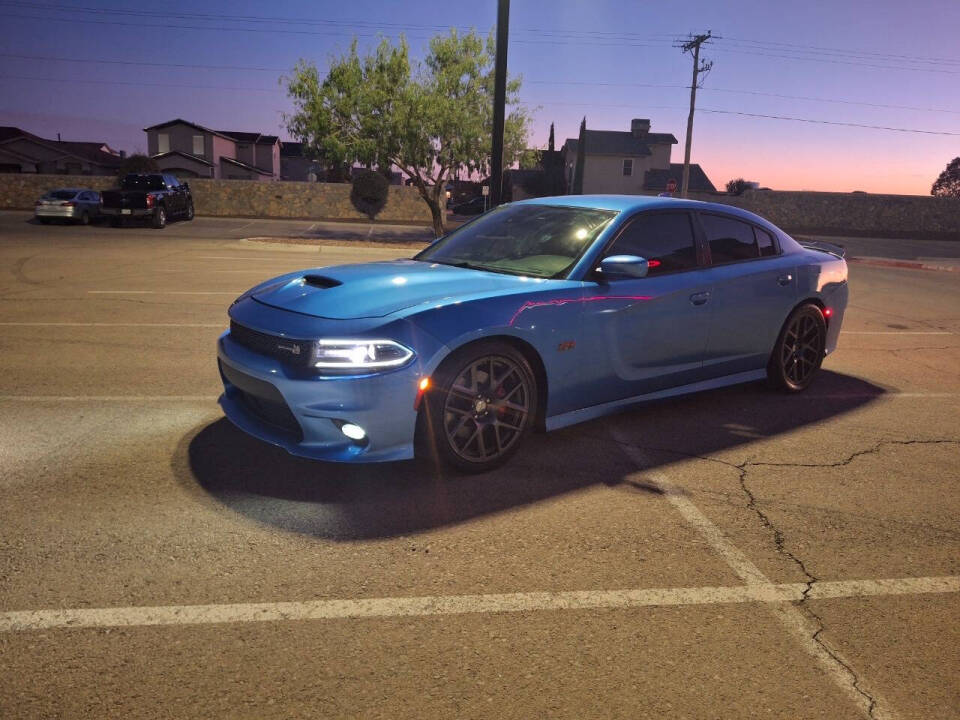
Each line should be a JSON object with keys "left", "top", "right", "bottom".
{"left": 701, "top": 214, "right": 759, "bottom": 264}
{"left": 120, "top": 175, "right": 166, "bottom": 191}
{"left": 46, "top": 190, "right": 77, "bottom": 200}
{"left": 755, "top": 227, "right": 778, "bottom": 257}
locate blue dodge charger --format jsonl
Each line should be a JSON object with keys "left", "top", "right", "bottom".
{"left": 218, "top": 195, "right": 848, "bottom": 472}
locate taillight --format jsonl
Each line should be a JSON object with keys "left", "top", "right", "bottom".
{"left": 35, "top": 200, "right": 42, "bottom": 206}
{"left": 146, "top": 195, "right": 155, "bottom": 208}
{"left": 60, "top": 201, "right": 75, "bottom": 207}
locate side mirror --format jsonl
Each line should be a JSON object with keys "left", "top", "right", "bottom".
{"left": 598, "top": 255, "right": 649, "bottom": 279}
{"left": 181, "top": 182, "right": 190, "bottom": 191}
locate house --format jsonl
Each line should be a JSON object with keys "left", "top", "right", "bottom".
{"left": 144, "top": 119, "right": 281, "bottom": 180}
{"left": 0, "top": 126, "right": 124, "bottom": 175}
{"left": 561, "top": 118, "right": 715, "bottom": 195}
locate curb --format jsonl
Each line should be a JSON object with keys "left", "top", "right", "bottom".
{"left": 848, "top": 256, "right": 960, "bottom": 273}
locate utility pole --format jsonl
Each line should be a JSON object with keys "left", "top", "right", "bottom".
{"left": 676, "top": 31, "right": 714, "bottom": 198}
{"left": 489, "top": 0, "right": 510, "bottom": 207}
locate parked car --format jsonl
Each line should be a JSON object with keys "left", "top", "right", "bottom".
{"left": 100, "top": 173, "right": 194, "bottom": 229}
{"left": 34, "top": 189, "right": 102, "bottom": 225}
{"left": 451, "top": 196, "right": 486, "bottom": 215}
{"left": 217, "top": 195, "right": 848, "bottom": 473}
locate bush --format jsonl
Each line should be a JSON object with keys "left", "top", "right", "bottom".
{"left": 117, "top": 153, "right": 158, "bottom": 176}
{"left": 350, "top": 170, "right": 390, "bottom": 219}
{"left": 725, "top": 178, "right": 752, "bottom": 196}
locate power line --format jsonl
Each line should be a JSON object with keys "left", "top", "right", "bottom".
{"left": 0, "top": 53, "right": 288, "bottom": 73}
{"left": 0, "top": 74, "right": 284, "bottom": 93}
{"left": 696, "top": 108, "right": 960, "bottom": 136}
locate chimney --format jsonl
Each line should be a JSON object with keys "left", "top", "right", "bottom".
{"left": 630, "top": 119, "right": 650, "bottom": 139}
{"left": 57, "top": 132, "right": 62, "bottom": 142}
{"left": 119, "top": 150, "right": 126, "bottom": 159}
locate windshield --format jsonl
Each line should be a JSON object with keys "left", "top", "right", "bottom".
{"left": 120, "top": 174, "right": 166, "bottom": 191}
{"left": 415, "top": 204, "right": 617, "bottom": 278}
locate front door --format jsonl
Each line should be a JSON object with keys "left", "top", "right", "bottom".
{"left": 577, "top": 211, "right": 713, "bottom": 406}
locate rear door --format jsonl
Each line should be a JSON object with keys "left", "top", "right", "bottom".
{"left": 577, "top": 210, "right": 714, "bottom": 405}
{"left": 696, "top": 212, "right": 799, "bottom": 378}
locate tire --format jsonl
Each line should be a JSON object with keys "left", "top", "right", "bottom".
{"left": 38, "top": 217, "right": 51, "bottom": 225}
{"left": 152, "top": 206, "right": 166, "bottom": 229}
{"left": 767, "top": 303, "right": 826, "bottom": 392}
{"left": 417, "top": 340, "right": 538, "bottom": 473}
{"left": 78, "top": 211, "right": 90, "bottom": 226}
{"left": 185, "top": 202, "right": 194, "bottom": 221}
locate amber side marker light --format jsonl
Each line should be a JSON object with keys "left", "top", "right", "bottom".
{"left": 414, "top": 376, "right": 431, "bottom": 410}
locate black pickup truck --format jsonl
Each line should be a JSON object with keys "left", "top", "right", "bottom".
{"left": 100, "top": 173, "right": 195, "bottom": 229}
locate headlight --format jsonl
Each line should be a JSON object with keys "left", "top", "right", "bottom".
{"left": 313, "top": 339, "right": 414, "bottom": 371}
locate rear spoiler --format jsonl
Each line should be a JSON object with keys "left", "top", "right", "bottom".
{"left": 799, "top": 240, "right": 846, "bottom": 259}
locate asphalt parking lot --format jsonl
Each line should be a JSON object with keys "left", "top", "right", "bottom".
{"left": 0, "top": 211, "right": 958, "bottom": 719}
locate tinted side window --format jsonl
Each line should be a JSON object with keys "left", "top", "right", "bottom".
{"left": 755, "top": 227, "right": 777, "bottom": 257}
{"left": 606, "top": 212, "right": 698, "bottom": 275}
{"left": 701, "top": 214, "right": 758, "bottom": 264}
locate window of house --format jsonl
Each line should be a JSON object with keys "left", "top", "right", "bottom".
{"left": 622, "top": 159, "right": 633, "bottom": 176}
{"left": 604, "top": 212, "right": 698, "bottom": 276}
{"left": 755, "top": 226, "right": 778, "bottom": 257}
{"left": 157, "top": 133, "right": 169, "bottom": 154}
{"left": 192, "top": 135, "right": 204, "bottom": 156}
{"left": 700, "top": 213, "right": 759, "bottom": 264}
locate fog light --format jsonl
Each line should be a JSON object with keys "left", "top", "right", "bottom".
{"left": 340, "top": 423, "right": 366, "bottom": 441}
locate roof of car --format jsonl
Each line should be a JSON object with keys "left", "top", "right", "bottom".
{"left": 513, "top": 195, "right": 783, "bottom": 231}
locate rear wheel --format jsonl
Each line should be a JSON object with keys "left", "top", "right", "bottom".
{"left": 768, "top": 304, "right": 826, "bottom": 392}
{"left": 152, "top": 206, "right": 166, "bottom": 229}
{"left": 418, "top": 341, "right": 537, "bottom": 473}
{"left": 185, "top": 202, "right": 194, "bottom": 221}
{"left": 78, "top": 211, "right": 90, "bottom": 226}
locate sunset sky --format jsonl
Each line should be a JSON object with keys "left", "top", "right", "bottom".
{"left": 1, "top": 0, "right": 957, "bottom": 195}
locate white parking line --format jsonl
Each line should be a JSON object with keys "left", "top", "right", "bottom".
{"left": 87, "top": 291, "right": 236, "bottom": 295}
{"left": 610, "top": 432, "right": 897, "bottom": 720}
{"left": 0, "top": 322, "right": 223, "bottom": 328}
{"left": 1, "top": 576, "right": 956, "bottom": 633}
{"left": 0, "top": 395, "right": 217, "bottom": 401}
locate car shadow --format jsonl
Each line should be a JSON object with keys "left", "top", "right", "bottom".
{"left": 174, "top": 370, "right": 885, "bottom": 540}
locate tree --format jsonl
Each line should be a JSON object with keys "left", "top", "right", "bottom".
{"left": 117, "top": 153, "right": 158, "bottom": 176}
{"left": 725, "top": 178, "right": 753, "bottom": 196}
{"left": 931, "top": 157, "right": 960, "bottom": 198}
{"left": 548, "top": 122, "right": 555, "bottom": 152}
{"left": 284, "top": 30, "right": 532, "bottom": 236}
{"left": 571, "top": 117, "right": 586, "bottom": 194}
{"left": 350, "top": 169, "right": 390, "bottom": 219}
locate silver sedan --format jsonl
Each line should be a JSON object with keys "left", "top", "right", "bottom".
{"left": 34, "top": 189, "right": 102, "bottom": 225}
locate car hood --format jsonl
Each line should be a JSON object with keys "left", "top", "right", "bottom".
{"left": 251, "top": 260, "right": 547, "bottom": 319}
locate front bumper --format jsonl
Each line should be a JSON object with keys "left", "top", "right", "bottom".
{"left": 217, "top": 331, "right": 424, "bottom": 463}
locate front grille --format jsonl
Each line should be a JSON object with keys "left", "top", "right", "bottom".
{"left": 229, "top": 320, "right": 313, "bottom": 368}
{"left": 219, "top": 361, "right": 303, "bottom": 441}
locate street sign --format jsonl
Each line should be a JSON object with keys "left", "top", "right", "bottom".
{"left": 481, "top": 186, "right": 489, "bottom": 196}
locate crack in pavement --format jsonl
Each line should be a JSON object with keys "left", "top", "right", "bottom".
{"left": 605, "top": 433, "right": 960, "bottom": 720}
{"left": 736, "top": 439, "right": 959, "bottom": 720}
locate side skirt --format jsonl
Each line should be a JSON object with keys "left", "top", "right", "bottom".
{"left": 544, "top": 369, "right": 768, "bottom": 432}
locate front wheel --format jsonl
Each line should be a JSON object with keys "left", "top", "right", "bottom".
{"left": 418, "top": 341, "right": 537, "bottom": 473}
{"left": 768, "top": 304, "right": 826, "bottom": 392}
{"left": 185, "top": 202, "right": 194, "bottom": 221}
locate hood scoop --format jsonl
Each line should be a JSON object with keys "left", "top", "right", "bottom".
{"left": 303, "top": 274, "right": 342, "bottom": 289}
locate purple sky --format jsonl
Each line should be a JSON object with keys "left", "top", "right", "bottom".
{"left": 1, "top": 0, "right": 958, "bottom": 194}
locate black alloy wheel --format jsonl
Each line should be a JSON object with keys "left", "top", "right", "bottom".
{"left": 79, "top": 211, "right": 90, "bottom": 225}
{"left": 768, "top": 303, "right": 826, "bottom": 392}
{"left": 419, "top": 341, "right": 537, "bottom": 473}
{"left": 153, "top": 206, "right": 166, "bottom": 229}
{"left": 186, "top": 202, "right": 195, "bottom": 221}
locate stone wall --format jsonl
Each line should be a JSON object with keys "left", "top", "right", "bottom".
{"left": 0, "top": 174, "right": 433, "bottom": 224}
{"left": 686, "top": 189, "right": 960, "bottom": 240}
{"left": 1, "top": 174, "right": 957, "bottom": 237}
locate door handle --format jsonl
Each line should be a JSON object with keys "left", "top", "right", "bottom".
{"left": 777, "top": 274, "right": 793, "bottom": 286}
{"left": 689, "top": 291, "right": 711, "bottom": 306}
